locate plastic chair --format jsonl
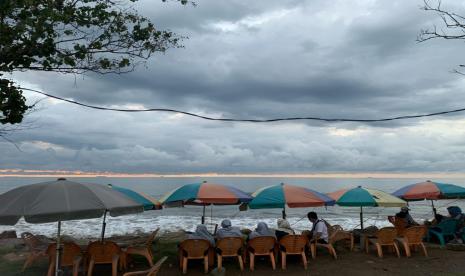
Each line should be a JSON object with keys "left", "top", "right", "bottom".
{"left": 125, "top": 228, "right": 159, "bottom": 267}
{"left": 310, "top": 224, "right": 352, "bottom": 259}
{"left": 216, "top": 237, "right": 244, "bottom": 271}
{"left": 395, "top": 226, "right": 428, "bottom": 257}
{"left": 122, "top": 256, "right": 167, "bottom": 276}
{"left": 21, "top": 232, "right": 49, "bottom": 272}
{"left": 427, "top": 219, "right": 458, "bottom": 248}
{"left": 46, "top": 242, "right": 82, "bottom": 276}
{"left": 279, "top": 235, "right": 308, "bottom": 270}
{"left": 86, "top": 241, "right": 121, "bottom": 276}
{"left": 247, "top": 236, "right": 277, "bottom": 271}
{"left": 178, "top": 239, "right": 211, "bottom": 274}
{"left": 365, "top": 227, "right": 400, "bottom": 258}
{"left": 388, "top": 216, "right": 408, "bottom": 237}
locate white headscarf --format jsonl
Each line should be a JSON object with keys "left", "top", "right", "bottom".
{"left": 188, "top": 224, "right": 215, "bottom": 246}
{"left": 216, "top": 219, "right": 242, "bottom": 239}
{"left": 249, "top": 222, "right": 275, "bottom": 240}
{"left": 276, "top": 218, "right": 294, "bottom": 234}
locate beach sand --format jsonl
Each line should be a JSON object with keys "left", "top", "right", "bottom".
{"left": 2, "top": 231, "right": 465, "bottom": 275}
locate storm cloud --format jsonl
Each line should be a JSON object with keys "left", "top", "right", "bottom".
{"left": 3, "top": 0, "right": 465, "bottom": 173}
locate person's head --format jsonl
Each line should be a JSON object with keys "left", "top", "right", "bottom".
{"left": 221, "top": 219, "right": 232, "bottom": 229}
{"left": 196, "top": 224, "right": 208, "bottom": 234}
{"left": 277, "top": 218, "right": 291, "bottom": 229}
{"left": 256, "top": 222, "right": 268, "bottom": 232}
{"left": 307, "top": 211, "right": 318, "bottom": 223}
{"left": 400, "top": 206, "right": 410, "bottom": 213}
{"left": 447, "top": 206, "right": 462, "bottom": 217}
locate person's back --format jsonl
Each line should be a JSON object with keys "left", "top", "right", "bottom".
{"left": 275, "top": 218, "right": 294, "bottom": 240}
{"left": 249, "top": 222, "right": 275, "bottom": 240}
{"left": 216, "top": 219, "right": 242, "bottom": 239}
{"left": 307, "top": 212, "right": 329, "bottom": 244}
{"left": 187, "top": 225, "right": 215, "bottom": 246}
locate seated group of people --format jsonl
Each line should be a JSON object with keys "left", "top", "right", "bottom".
{"left": 184, "top": 211, "right": 329, "bottom": 246}
{"left": 394, "top": 206, "right": 465, "bottom": 242}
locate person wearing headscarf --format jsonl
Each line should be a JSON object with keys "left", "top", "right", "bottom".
{"left": 187, "top": 224, "right": 215, "bottom": 246}
{"left": 216, "top": 219, "right": 242, "bottom": 239}
{"left": 275, "top": 218, "right": 295, "bottom": 240}
{"left": 249, "top": 222, "right": 276, "bottom": 240}
{"left": 447, "top": 206, "right": 465, "bottom": 240}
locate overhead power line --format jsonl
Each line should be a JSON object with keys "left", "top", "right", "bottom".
{"left": 23, "top": 87, "right": 465, "bottom": 123}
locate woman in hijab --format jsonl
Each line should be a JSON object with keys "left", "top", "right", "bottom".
{"left": 216, "top": 219, "right": 243, "bottom": 239}
{"left": 249, "top": 222, "right": 276, "bottom": 240}
{"left": 187, "top": 224, "right": 215, "bottom": 246}
{"left": 275, "top": 218, "right": 295, "bottom": 240}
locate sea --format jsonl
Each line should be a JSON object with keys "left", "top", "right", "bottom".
{"left": 1, "top": 177, "right": 465, "bottom": 238}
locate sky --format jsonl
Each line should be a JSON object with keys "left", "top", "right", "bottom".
{"left": 2, "top": 0, "right": 465, "bottom": 174}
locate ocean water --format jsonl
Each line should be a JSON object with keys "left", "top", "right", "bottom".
{"left": 1, "top": 177, "right": 465, "bottom": 238}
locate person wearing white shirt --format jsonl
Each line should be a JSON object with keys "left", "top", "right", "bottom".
{"left": 307, "top": 211, "right": 329, "bottom": 244}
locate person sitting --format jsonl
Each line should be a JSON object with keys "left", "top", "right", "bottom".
{"left": 187, "top": 224, "right": 215, "bottom": 246}
{"left": 306, "top": 211, "right": 329, "bottom": 244}
{"left": 249, "top": 222, "right": 276, "bottom": 240}
{"left": 395, "top": 206, "right": 419, "bottom": 227}
{"left": 216, "top": 219, "right": 242, "bottom": 239}
{"left": 275, "top": 218, "right": 295, "bottom": 240}
{"left": 447, "top": 206, "right": 465, "bottom": 241}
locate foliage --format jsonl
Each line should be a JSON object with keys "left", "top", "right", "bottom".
{"left": 0, "top": 0, "right": 184, "bottom": 125}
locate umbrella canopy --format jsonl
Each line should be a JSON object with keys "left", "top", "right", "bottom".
{"left": 328, "top": 186, "right": 406, "bottom": 229}
{"left": 159, "top": 181, "right": 252, "bottom": 206}
{"left": 249, "top": 183, "right": 335, "bottom": 209}
{"left": 108, "top": 184, "right": 162, "bottom": 211}
{"left": 392, "top": 180, "right": 465, "bottom": 200}
{"left": 0, "top": 178, "right": 144, "bottom": 225}
{"left": 329, "top": 186, "right": 407, "bottom": 207}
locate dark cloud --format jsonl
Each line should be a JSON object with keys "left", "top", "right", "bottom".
{"left": 4, "top": 0, "right": 465, "bottom": 173}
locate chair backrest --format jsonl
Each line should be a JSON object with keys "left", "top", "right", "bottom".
{"left": 376, "top": 227, "right": 397, "bottom": 244}
{"left": 403, "top": 226, "right": 427, "bottom": 243}
{"left": 147, "top": 256, "right": 168, "bottom": 276}
{"left": 47, "top": 242, "right": 82, "bottom": 266}
{"left": 216, "top": 237, "right": 243, "bottom": 256}
{"left": 279, "top": 235, "right": 307, "bottom": 254}
{"left": 87, "top": 241, "right": 121, "bottom": 263}
{"left": 437, "top": 219, "right": 458, "bottom": 235}
{"left": 145, "top": 228, "right": 160, "bottom": 249}
{"left": 179, "top": 239, "right": 211, "bottom": 258}
{"left": 392, "top": 217, "right": 408, "bottom": 236}
{"left": 21, "top": 232, "right": 42, "bottom": 251}
{"left": 247, "top": 236, "right": 276, "bottom": 255}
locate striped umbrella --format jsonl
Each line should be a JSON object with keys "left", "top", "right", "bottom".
{"left": 392, "top": 180, "right": 465, "bottom": 215}
{"left": 108, "top": 184, "right": 162, "bottom": 211}
{"left": 248, "top": 183, "right": 335, "bottom": 219}
{"left": 159, "top": 181, "right": 252, "bottom": 223}
{"left": 328, "top": 186, "right": 406, "bottom": 229}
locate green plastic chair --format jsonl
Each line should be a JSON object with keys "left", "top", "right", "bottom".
{"left": 427, "top": 219, "right": 458, "bottom": 247}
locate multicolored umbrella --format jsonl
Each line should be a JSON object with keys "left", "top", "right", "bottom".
{"left": 159, "top": 181, "right": 252, "bottom": 223}
{"left": 328, "top": 186, "right": 406, "bottom": 229}
{"left": 392, "top": 180, "right": 465, "bottom": 215}
{"left": 248, "top": 183, "right": 335, "bottom": 218}
{"left": 108, "top": 184, "right": 162, "bottom": 211}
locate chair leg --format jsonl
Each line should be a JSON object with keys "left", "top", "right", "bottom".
{"left": 182, "top": 257, "right": 188, "bottom": 274}
{"left": 270, "top": 252, "right": 276, "bottom": 270}
{"left": 281, "top": 252, "right": 286, "bottom": 270}
{"left": 144, "top": 250, "right": 154, "bottom": 266}
{"left": 330, "top": 245, "right": 338, "bottom": 260}
{"left": 249, "top": 253, "right": 255, "bottom": 271}
{"left": 420, "top": 243, "right": 428, "bottom": 257}
{"left": 217, "top": 255, "right": 222, "bottom": 271}
{"left": 204, "top": 256, "right": 208, "bottom": 274}
{"left": 376, "top": 244, "right": 383, "bottom": 258}
{"left": 112, "top": 259, "right": 118, "bottom": 276}
{"left": 365, "top": 240, "right": 370, "bottom": 254}
{"left": 72, "top": 263, "right": 79, "bottom": 276}
{"left": 237, "top": 255, "right": 244, "bottom": 271}
{"left": 393, "top": 243, "right": 400, "bottom": 258}
{"left": 22, "top": 254, "right": 38, "bottom": 272}
{"left": 403, "top": 242, "right": 411, "bottom": 257}
{"left": 301, "top": 252, "right": 308, "bottom": 270}
{"left": 47, "top": 259, "right": 55, "bottom": 276}
{"left": 87, "top": 260, "right": 95, "bottom": 276}
{"left": 438, "top": 235, "right": 446, "bottom": 248}
{"left": 310, "top": 243, "right": 316, "bottom": 259}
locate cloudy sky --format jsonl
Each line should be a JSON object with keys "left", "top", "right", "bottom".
{"left": 2, "top": 0, "right": 465, "bottom": 174}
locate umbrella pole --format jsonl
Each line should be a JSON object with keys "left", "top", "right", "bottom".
{"left": 431, "top": 200, "right": 437, "bottom": 217}
{"left": 282, "top": 206, "right": 286, "bottom": 219}
{"left": 360, "top": 206, "right": 364, "bottom": 230}
{"left": 201, "top": 205, "right": 206, "bottom": 224}
{"left": 55, "top": 220, "right": 62, "bottom": 276}
{"left": 101, "top": 210, "right": 107, "bottom": 242}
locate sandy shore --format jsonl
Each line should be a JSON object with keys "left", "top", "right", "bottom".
{"left": 1, "top": 231, "right": 465, "bottom": 275}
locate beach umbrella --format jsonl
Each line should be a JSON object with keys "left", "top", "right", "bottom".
{"left": 248, "top": 183, "right": 335, "bottom": 219}
{"left": 0, "top": 178, "right": 144, "bottom": 276}
{"left": 328, "top": 186, "right": 407, "bottom": 229}
{"left": 392, "top": 180, "right": 465, "bottom": 215}
{"left": 159, "top": 181, "right": 252, "bottom": 224}
{"left": 108, "top": 184, "right": 162, "bottom": 211}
